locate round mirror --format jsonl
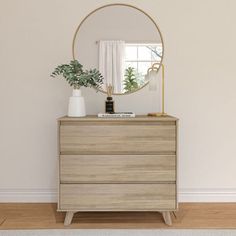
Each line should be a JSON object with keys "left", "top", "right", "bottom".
{"left": 73, "top": 4, "right": 164, "bottom": 95}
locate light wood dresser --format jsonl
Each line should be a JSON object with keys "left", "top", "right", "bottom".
{"left": 58, "top": 115, "right": 178, "bottom": 226}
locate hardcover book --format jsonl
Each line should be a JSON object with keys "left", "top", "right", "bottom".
{"left": 97, "top": 112, "right": 136, "bottom": 118}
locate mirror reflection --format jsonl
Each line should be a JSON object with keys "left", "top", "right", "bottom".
{"left": 73, "top": 4, "right": 164, "bottom": 94}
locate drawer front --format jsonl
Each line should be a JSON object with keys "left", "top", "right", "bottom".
{"left": 59, "top": 183, "right": 176, "bottom": 211}
{"left": 60, "top": 123, "right": 176, "bottom": 155}
{"left": 60, "top": 155, "right": 176, "bottom": 183}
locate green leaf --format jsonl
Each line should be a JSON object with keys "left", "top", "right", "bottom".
{"left": 50, "top": 60, "right": 104, "bottom": 89}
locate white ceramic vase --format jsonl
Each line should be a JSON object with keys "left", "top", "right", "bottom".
{"left": 68, "top": 89, "right": 86, "bottom": 117}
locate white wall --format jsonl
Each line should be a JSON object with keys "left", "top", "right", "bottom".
{"left": 0, "top": 0, "right": 236, "bottom": 202}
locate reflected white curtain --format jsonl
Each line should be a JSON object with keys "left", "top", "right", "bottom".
{"left": 99, "top": 40, "right": 125, "bottom": 93}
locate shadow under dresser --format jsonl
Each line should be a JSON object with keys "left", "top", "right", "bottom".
{"left": 58, "top": 115, "right": 178, "bottom": 226}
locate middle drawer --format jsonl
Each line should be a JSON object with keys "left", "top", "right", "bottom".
{"left": 60, "top": 155, "right": 176, "bottom": 183}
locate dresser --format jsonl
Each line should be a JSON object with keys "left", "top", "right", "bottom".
{"left": 58, "top": 115, "right": 178, "bottom": 226}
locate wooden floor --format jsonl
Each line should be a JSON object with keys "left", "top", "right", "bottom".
{"left": 0, "top": 203, "right": 236, "bottom": 229}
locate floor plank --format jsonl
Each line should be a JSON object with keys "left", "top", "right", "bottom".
{"left": 0, "top": 203, "right": 236, "bottom": 229}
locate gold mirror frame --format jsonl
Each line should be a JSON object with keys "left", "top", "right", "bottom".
{"left": 72, "top": 3, "right": 165, "bottom": 95}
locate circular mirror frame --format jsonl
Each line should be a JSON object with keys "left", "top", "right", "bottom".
{"left": 72, "top": 3, "right": 165, "bottom": 95}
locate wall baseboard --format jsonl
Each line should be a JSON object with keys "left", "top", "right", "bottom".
{"left": 0, "top": 188, "right": 57, "bottom": 203}
{"left": 179, "top": 188, "right": 236, "bottom": 202}
{"left": 0, "top": 188, "right": 236, "bottom": 203}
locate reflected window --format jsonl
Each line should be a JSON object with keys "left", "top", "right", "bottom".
{"left": 123, "top": 43, "right": 162, "bottom": 93}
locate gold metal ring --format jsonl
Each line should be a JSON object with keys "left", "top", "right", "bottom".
{"left": 72, "top": 3, "right": 164, "bottom": 95}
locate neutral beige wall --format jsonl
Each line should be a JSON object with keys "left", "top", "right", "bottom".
{"left": 0, "top": 0, "right": 236, "bottom": 201}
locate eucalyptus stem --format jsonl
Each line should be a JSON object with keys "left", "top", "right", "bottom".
{"left": 51, "top": 60, "right": 103, "bottom": 89}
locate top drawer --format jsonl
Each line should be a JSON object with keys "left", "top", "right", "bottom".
{"left": 59, "top": 121, "right": 176, "bottom": 155}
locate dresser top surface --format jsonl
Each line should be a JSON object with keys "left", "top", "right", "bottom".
{"left": 58, "top": 115, "right": 178, "bottom": 122}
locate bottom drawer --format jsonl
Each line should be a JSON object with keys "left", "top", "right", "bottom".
{"left": 59, "top": 183, "right": 176, "bottom": 211}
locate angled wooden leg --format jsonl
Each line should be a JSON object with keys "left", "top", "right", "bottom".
{"left": 64, "top": 211, "right": 75, "bottom": 226}
{"left": 162, "top": 211, "right": 172, "bottom": 226}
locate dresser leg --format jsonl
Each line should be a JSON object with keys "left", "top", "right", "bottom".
{"left": 64, "top": 211, "right": 75, "bottom": 226}
{"left": 162, "top": 211, "right": 172, "bottom": 226}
